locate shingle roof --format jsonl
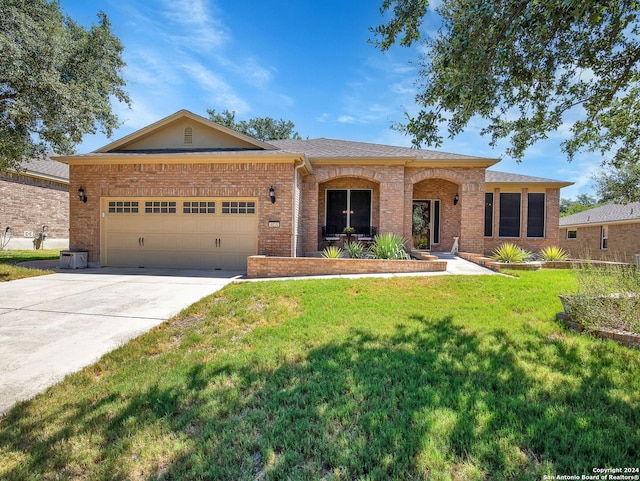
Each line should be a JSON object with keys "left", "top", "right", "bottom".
{"left": 14, "top": 155, "right": 69, "bottom": 183}
{"left": 485, "top": 170, "right": 571, "bottom": 185}
{"left": 559, "top": 202, "right": 640, "bottom": 226}
{"left": 269, "top": 138, "right": 496, "bottom": 161}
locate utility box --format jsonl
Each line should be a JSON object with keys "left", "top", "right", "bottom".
{"left": 59, "top": 250, "right": 88, "bottom": 269}
{"left": 635, "top": 254, "right": 640, "bottom": 266}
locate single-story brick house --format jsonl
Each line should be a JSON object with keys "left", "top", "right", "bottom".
{"left": 54, "top": 110, "right": 572, "bottom": 270}
{"left": 559, "top": 202, "right": 640, "bottom": 263}
{"left": 0, "top": 155, "right": 69, "bottom": 250}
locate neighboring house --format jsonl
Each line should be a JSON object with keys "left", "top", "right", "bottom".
{"left": 559, "top": 202, "right": 640, "bottom": 263}
{"left": 0, "top": 155, "right": 69, "bottom": 250}
{"left": 54, "top": 110, "right": 572, "bottom": 270}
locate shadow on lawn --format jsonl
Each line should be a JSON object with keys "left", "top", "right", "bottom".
{"left": 2, "top": 316, "right": 638, "bottom": 480}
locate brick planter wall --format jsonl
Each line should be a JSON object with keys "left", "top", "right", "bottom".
{"left": 247, "top": 256, "right": 447, "bottom": 278}
{"left": 557, "top": 312, "right": 640, "bottom": 349}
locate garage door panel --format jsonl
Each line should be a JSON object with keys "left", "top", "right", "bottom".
{"left": 180, "top": 235, "right": 218, "bottom": 251}
{"left": 103, "top": 198, "right": 257, "bottom": 270}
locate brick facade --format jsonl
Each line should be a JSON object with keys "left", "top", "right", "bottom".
{"left": 483, "top": 187, "right": 562, "bottom": 256}
{"left": 67, "top": 160, "right": 565, "bottom": 265}
{"left": 60, "top": 111, "right": 568, "bottom": 269}
{"left": 69, "top": 162, "right": 295, "bottom": 263}
{"left": 559, "top": 223, "right": 640, "bottom": 263}
{"left": 0, "top": 172, "right": 69, "bottom": 241}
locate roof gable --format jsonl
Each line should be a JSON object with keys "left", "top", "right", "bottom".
{"left": 95, "top": 110, "right": 278, "bottom": 153}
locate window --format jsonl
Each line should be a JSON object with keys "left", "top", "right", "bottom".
{"left": 145, "top": 201, "right": 176, "bottom": 213}
{"left": 484, "top": 193, "right": 493, "bottom": 237}
{"left": 325, "top": 189, "right": 372, "bottom": 231}
{"left": 567, "top": 229, "right": 577, "bottom": 240}
{"left": 183, "top": 201, "right": 215, "bottom": 214}
{"left": 222, "top": 201, "right": 256, "bottom": 214}
{"left": 601, "top": 225, "right": 608, "bottom": 249}
{"left": 527, "top": 193, "right": 545, "bottom": 237}
{"left": 499, "top": 193, "right": 521, "bottom": 237}
{"left": 108, "top": 201, "right": 138, "bottom": 213}
{"left": 432, "top": 199, "right": 441, "bottom": 244}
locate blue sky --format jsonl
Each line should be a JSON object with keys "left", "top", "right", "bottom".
{"left": 60, "top": 0, "right": 601, "bottom": 199}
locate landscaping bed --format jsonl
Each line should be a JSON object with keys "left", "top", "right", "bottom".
{"left": 247, "top": 255, "right": 447, "bottom": 278}
{"left": 556, "top": 311, "right": 640, "bottom": 349}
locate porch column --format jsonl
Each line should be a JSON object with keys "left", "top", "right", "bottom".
{"left": 403, "top": 181, "right": 414, "bottom": 241}
{"left": 301, "top": 177, "right": 319, "bottom": 254}
{"left": 378, "top": 168, "right": 405, "bottom": 235}
{"left": 459, "top": 181, "right": 485, "bottom": 254}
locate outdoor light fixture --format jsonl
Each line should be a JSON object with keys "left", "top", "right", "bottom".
{"left": 269, "top": 186, "right": 276, "bottom": 203}
{"left": 78, "top": 187, "right": 87, "bottom": 203}
{"left": 453, "top": 193, "right": 459, "bottom": 205}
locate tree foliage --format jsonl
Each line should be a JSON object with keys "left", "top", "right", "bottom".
{"left": 372, "top": 0, "right": 640, "bottom": 172}
{"left": 560, "top": 194, "right": 600, "bottom": 217}
{"left": 594, "top": 163, "right": 640, "bottom": 204}
{"left": 207, "top": 109, "right": 302, "bottom": 141}
{"left": 0, "top": 0, "right": 129, "bottom": 171}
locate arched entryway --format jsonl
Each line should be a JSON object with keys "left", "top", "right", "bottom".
{"left": 412, "top": 178, "right": 460, "bottom": 251}
{"left": 317, "top": 177, "right": 380, "bottom": 249}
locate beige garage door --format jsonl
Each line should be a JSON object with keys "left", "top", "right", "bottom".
{"left": 101, "top": 198, "right": 258, "bottom": 270}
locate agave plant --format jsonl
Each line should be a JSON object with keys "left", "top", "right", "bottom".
{"left": 344, "top": 241, "right": 367, "bottom": 259}
{"left": 539, "top": 246, "right": 569, "bottom": 261}
{"left": 321, "top": 245, "right": 344, "bottom": 258}
{"left": 369, "top": 232, "right": 409, "bottom": 260}
{"left": 490, "top": 243, "right": 532, "bottom": 263}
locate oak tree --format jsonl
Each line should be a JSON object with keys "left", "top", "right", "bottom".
{"left": 372, "top": 0, "right": 640, "bottom": 175}
{"left": 0, "top": 0, "right": 129, "bottom": 170}
{"left": 207, "top": 109, "right": 302, "bottom": 141}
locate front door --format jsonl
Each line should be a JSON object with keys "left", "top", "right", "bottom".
{"left": 412, "top": 200, "right": 440, "bottom": 249}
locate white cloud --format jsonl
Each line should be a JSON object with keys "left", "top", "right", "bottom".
{"left": 242, "top": 58, "right": 274, "bottom": 87}
{"left": 181, "top": 63, "right": 250, "bottom": 114}
{"left": 338, "top": 115, "right": 355, "bottom": 124}
{"left": 161, "top": 0, "right": 229, "bottom": 50}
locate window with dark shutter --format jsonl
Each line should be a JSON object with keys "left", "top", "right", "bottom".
{"left": 499, "top": 193, "right": 521, "bottom": 237}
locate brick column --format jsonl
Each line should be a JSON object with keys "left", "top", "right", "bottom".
{"left": 301, "top": 177, "right": 319, "bottom": 254}
{"left": 378, "top": 168, "right": 405, "bottom": 235}
{"left": 459, "top": 181, "right": 485, "bottom": 254}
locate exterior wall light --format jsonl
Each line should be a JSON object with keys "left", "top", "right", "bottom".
{"left": 78, "top": 187, "right": 87, "bottom": 203}
{"left": 453, "top": 193, "right": 459, "bottom": 205}
{"left": 269, "top": 186, "right": 276, "bottom": 203}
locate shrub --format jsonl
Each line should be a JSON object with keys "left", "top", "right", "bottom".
{"left": 566, "top": 262, "right": 640, "bottom": 333}
{"left": 539, "top": 246, "right": 569, "bottom": 261}
{"left": 369, "top": 232, "right": 409, "bottom": 260}
{"left": 416, "top": 236, "right": 429, "bottom": 249}
{"left": 321, "top": 245, "right": 344, "bottom": 258}
{"left": 344, "top": 241, "right": 367, "bottom": 259}
{"left": 490, "top": 243, "right": 532, "bottom": 263}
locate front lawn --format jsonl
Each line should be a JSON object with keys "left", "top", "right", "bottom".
{"left": 0, "top": 249, "right": 60, "bottom": 281}
{"left": 1, "top": 270, "right": 638, "bottom": 480}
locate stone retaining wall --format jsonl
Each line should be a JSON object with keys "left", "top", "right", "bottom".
{"left": 247, "top": 256, "right": 447, "bottom": 278}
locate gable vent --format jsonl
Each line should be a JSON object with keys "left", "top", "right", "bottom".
{"left": 184, "top": 127, "right": 193, "bottom": 145}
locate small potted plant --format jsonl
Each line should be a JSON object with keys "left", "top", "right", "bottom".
{"left": 343, "top": 226, "right": 355, "bottom": 242}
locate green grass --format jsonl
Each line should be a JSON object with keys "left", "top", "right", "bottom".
{"left": 0, "top": 249, "right": 60, "bottom": 281}
{"left": 1, "top": 270, "right": 639, "bottom": 480}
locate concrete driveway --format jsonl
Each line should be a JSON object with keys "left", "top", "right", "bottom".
{"left": 0, "top": 267, "right": 242, "bottom": 415}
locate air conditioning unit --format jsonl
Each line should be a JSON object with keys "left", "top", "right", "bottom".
{"left": 59, "top": 250, "right": 88, "bottom": 269}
